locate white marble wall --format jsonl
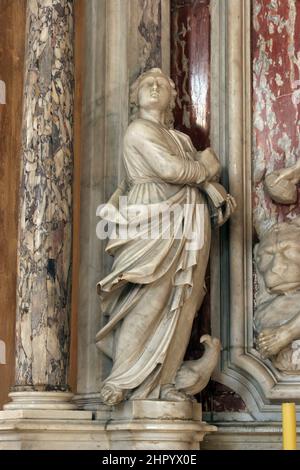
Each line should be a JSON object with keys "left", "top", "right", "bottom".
{"left": 76, "top": 0, "right": 170, "bottom": 409}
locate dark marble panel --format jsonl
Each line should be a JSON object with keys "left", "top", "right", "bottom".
{"left": 171, "top": 0, "right": 210, "bottom": 150}
{"left": 171, "top": 0, "right": 247, "bottom": 413}
{"left": 171, "top": 0, "right": 211, "bottom": 371}
{"left": 202, "top": 381, "right": 247, "bottom": 413}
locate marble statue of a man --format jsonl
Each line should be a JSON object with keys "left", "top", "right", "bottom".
{"left": 255, "top": 219, "right": 300, "bottom": 372}
{"left": 255, "top": 160, "right": 300, "bottom": 372}
{"left": 96, "top": 68, "right": 235, "bottom": 405}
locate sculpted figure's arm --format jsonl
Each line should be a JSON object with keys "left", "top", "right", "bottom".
{"left": 125, "top": 122, "right": 219, "bottom": 185}
{"left": 265, "top": 159, "right": 300, "bottom": 204}
{"left": 195, "top": 147, "right": 221, "bottom": 182}
{"left": 273, "top": 159, "right": 300, "bottom": 184}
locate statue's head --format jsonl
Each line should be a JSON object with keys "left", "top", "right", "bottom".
{"left": 255, "top": 218, "right": 300, "bottom": 294}
{"left": 130, "top": 68, "right": 177, "bottom": 127}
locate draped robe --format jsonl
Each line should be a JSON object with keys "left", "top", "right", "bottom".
{"left": 96, "top": 118, "right": 211, "bottom": 399}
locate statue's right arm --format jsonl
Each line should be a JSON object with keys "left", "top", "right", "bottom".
{"left": 124, "top": 121, "right": 209, "bottom": 185}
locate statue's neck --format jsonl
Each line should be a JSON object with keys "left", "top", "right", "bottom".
{"left": 139, "top": 108, "right": 165, "bottom": 126}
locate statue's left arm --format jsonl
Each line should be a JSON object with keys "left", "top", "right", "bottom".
{"left": 195, "top": 147, "right": 237, "bottom": 225}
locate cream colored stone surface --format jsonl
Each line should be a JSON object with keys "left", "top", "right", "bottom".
{"left": 106, "top": 400, "right": 216, "bottom": 450}
{"left": 202, "top": 422, "right": 300, "bottom": 450}
{"left": 0, "top": 409, "right": 92, "bottom": 420}
{"left": 110, "top": 399, "right": 202, "bottom": 421}
{"left": 0, "top": 411, "right": 107, "bottom": 450}
{"left": 0, "top": 401, "right": 215, "bottom": 450}
{"left": 4, "top": 392, "right": 76, "bottom": 410}
{"left": 107, "top": 421, "right": 214, "bottom": 451}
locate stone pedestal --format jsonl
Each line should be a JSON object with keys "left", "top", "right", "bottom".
{"left": 0, "top": 409, "right": 104, "bottom": 450}
{"left": 201, "top": 421, "right": 300, "bottom": 450}
{"left": 0, "top": 400, "right": 216, "bottom": 450}
{"left": 102, "top": 401, "right": 216, "bottom": 450}
{"left": 3, "top": 392, "right": 76, "bottom": 410}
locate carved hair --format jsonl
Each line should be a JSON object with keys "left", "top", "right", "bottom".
{"left": 129, "top": 68, "right": 177, "bottom": 128}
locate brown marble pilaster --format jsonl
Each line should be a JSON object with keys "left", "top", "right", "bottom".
{"left": 10, "top": 0, "right": 74, "bottom": 399}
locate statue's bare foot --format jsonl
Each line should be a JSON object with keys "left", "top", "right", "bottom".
{"left": 160, "top": 384, "right": 192, "bottom": 402}
{"left": 257, "top": 326, "right": 293, "bottom": 358}
{"left": 100, "top": 384, "right": 124, "bottom": 405}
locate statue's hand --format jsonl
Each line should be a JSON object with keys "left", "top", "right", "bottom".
{"left": 196, "top": 148, "right": 221, "bottom": 181}
{"left": 217, "top": 194, "right": 237, "bottom": 226}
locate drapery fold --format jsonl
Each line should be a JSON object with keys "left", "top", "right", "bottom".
{"left": 96, "top": 119, "right": 210, "bottom": 398}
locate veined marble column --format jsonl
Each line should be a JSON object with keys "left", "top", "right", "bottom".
{"left": 5, "top": 0, "right": 75, "bottom": 410}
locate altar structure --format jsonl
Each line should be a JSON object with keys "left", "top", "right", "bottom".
{"left": 0, "top": 0, "right": 300, "bottom": 450}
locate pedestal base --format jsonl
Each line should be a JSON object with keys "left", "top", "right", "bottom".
{"left": 0, "top": 409, "right": 106, "bottom": 450}
{"left": 4, "top": 392, "right": 76, "bottom": 410}
{"left": 0, "top": 400, "right": 216, "bottom": 450}
{"left": 107, "top": 400, "right": 216, "bottom": 450}
{"left": 201, "top": 421, "right": 300, "bottom": 450}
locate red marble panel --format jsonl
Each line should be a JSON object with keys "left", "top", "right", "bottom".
{"left": 171, "top": 0, "right": 210, "bottom": 150}
{"left": 252, "top": 0, "right": 300, "bottom": 236}
{"left": 171, "top": 0, "right": 248, "bottom": 413}
{"left": 171, "top": 0, "right": 211, "bottom": 362}
{"left": 202, "top": 381, "right": 247, "bottom": 413}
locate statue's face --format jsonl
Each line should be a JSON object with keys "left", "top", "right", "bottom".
{"left": 256, "top": 224, "right": 300, "bottom": 294}
{"left": 137, "top": 72, "right": 171, "bottom": 113}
